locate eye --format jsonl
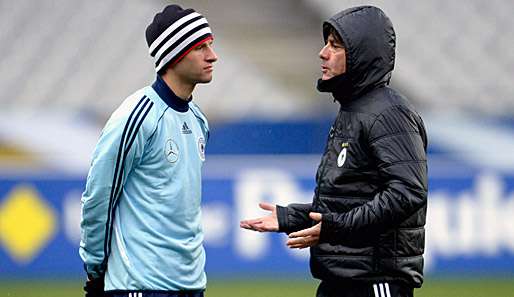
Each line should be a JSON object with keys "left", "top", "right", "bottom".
{"left": 195, "top": 43, "right": 207, "bottom": 51}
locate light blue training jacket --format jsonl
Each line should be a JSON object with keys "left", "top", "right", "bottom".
{"left": 79, "top": 75, "right": 209, "bottom": 292}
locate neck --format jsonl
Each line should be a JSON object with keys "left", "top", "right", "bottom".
{"left": 162, "top": 72, "right": 195, "bottom": 100}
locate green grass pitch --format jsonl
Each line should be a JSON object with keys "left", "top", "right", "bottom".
{"left": 0, "top": 278, "right": 513, "bottom": 297}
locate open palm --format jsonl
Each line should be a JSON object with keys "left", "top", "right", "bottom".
{"left": 239, "top": 203, "right": 279, "bottom": 232}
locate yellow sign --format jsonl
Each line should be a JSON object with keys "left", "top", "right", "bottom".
{"left": 0, "top": 185, "right": 57, "bottom": 264}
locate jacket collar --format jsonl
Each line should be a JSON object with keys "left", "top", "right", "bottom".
{"left": 152, "top": 75, "right": 191, "bottom": 112}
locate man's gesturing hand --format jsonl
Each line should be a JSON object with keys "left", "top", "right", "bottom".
{"left": 286, "top": 212, "right": 322, "bottom": 249}
{"left": 239, "top": 202, "right": 279, "bottom": 232}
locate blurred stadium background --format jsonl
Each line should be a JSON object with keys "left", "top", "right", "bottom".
{"left": 1, "top": 0, "right": 514, "bottom": 296}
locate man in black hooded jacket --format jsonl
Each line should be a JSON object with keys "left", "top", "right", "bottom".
{"left": 240, "top": 5, "right": 428, "bottom": 297}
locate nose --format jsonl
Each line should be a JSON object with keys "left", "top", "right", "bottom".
{"left": 319, "top": 44, "right": 329, "bottom": 60}
{"left": 206, "top": 45, "right": 218, "bottom": 63}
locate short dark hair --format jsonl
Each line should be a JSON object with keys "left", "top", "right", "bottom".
{"left": 327, "top": 25, "right": 345, "bottom": 48}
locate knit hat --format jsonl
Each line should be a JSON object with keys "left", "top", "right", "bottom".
{"left": 146, "top": 4, "right": 213, "bottom": 73}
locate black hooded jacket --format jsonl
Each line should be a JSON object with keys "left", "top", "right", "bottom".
{"left": 276, "top": 6, "right": 428, "bottom": 287}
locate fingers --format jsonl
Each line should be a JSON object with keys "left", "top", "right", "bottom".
{"left": 239, "top": 219, "right": 262, "bottom": 230}
{"left": 309, "top": 212, "right": 322, "bottom": 221}
{"left": 286, "top": 222, "right": 321, "bottom": 248}
{"left": 287, "top": 227, "right": 316, "bottom": 249}
{"left": 239, "top": 219, "right": 277, "bottom": 232}
{"left": 252, "top": 222, "right": 272, "bottom": 232}
{"left": 240, "top": 218, "right": 262, "bottom": 226}
{"left": 289, "top": 225, "right": 316, "bottom": 238}
{"left": 286, "top": 235, "right": 318, "bottom": 249}
{"left": 259, "top": 202, "right": 276, "bottom": 212}
{"left": 239, "top": 221, "right": 254, "bottom": 230}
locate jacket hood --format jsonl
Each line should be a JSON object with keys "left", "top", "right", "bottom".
{"left": 317, "top": 6, "right": 396, "bottom": 102}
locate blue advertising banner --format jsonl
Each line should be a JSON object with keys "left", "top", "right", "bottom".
{"left": 1, "top": 156, "right": 514, "bottom": 278}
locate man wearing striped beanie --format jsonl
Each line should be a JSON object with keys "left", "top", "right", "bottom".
{"left": 80, "top": 4, "right": 217, "bottom": 297}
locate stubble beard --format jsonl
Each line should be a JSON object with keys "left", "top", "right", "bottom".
{"left": 195, "top": 73, "right": 213, "bottom": 84}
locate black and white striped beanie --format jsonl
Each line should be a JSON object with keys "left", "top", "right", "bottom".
{"left": 146, "top": 4, "right": 213, "bottom": 73}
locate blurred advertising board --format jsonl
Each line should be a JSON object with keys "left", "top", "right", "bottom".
{"left": 1, "top": 155, "right": 513, "bottom": 278}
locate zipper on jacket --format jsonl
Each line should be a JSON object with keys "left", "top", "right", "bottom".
{"left": 317, "top": 125, "right": 334, "bottom": 188}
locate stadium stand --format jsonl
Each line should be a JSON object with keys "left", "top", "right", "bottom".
{"left": 306, "top": 0, "right": 514, "bottom": 116}
{"left": 1, "top": 0, "right": 514, "bottom": 172}
{"left": 0, "top": 0, "right": 323, "bottom": 125}
{"left": 2, "top": 0, "right": 514, "bottom": 120}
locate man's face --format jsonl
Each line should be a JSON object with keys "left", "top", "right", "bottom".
{"left": 173, "top": 39, "right": 218, "bottom": 84}
{"left": 319, "top": 33, "right": 346, "bottom": 80}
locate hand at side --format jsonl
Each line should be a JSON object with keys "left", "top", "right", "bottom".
{"left": 84, "top": 274, "right": 104, "bottom": 297}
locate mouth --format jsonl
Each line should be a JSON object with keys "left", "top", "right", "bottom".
{"left": 204, "top": 66, "right": 213, "bottom": 72}
{"left": 321, "top": 66, "right": 328, "bottom": 73}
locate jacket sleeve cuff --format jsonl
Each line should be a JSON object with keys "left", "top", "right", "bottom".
{"left": 276, "top": 205, "right": 290, "bottom": 233}
{"left": 84, "top": 263, "right": 105, "bottom": 279}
